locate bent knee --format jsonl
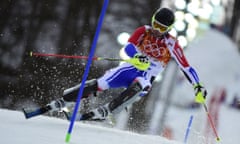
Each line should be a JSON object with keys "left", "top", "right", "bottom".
{"left": 131, "top": 79, "right": 151, "bottom": 97}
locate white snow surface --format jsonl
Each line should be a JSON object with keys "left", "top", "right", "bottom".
{"left": 0, "top": 109, "right": 182, "bottom": 144}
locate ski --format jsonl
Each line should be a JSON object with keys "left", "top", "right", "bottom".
{"left": 22, "top": 105, "right": 93, "bottom": 120}
{"left": 63, "top": 110, "right": 116, "bottom": 126}
{"left": 22, "top": 105, "right": 51, "bottom": 119}
{"left": 23, "top": 106, "right": 116, "bottom": 125}
{"left": 63, "top": 110, "right": 96, "bottom": 121}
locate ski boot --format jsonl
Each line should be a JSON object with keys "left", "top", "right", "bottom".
{"left": 63, "top": 104, "right": 110, "bottom": 121}
{"left": 22, "top": 98, "right": 74, "bottom": 119}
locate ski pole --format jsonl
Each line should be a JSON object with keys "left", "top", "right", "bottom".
{"left": 29, "top": 51, "right": 150, "bottom": 71}
{"left": 203, "top": 103, "right": 221, "bottom": 142}
{"left": 29, "top": 51, "right": 123, "bottom": 61}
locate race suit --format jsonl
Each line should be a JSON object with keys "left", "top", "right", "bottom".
{"left": 97, "top": 25, "right": 200, "bottom": 93}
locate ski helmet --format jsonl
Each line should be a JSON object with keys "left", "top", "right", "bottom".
{"left": 151, "top": 8, "right": 175, "bottom": 34}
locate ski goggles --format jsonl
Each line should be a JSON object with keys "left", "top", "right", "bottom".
{"left": 152, "top": 20, "right": 172, "bottom": 33}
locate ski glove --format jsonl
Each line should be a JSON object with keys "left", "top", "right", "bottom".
{"left": 127, "top": 53, "right": 150, "bottom": 71}
{"left": 194, "top": 83, "right": 207, "bottom": 104}
{"left": 134, "top": 53, "right": 149, "bottom": 63}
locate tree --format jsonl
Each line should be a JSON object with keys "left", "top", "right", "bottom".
{"left": 0, "top": 0, "right": 101, "bottom": 109}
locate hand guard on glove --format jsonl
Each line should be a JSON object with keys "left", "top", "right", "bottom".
{"left": 134, "top": 53, "right": 149, "bottom": 64}
{"left": 194, "top": 83, "right": 207, "bottom": 104}
{"left": 127, "top": 53, "right": 150, "bottom": 71}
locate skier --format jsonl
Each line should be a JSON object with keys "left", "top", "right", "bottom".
{"left": 23, "top": 7, "right": 207, "bottom": 120}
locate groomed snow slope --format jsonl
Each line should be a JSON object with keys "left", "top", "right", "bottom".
{"left": 0, "top": 109, "right": 183, "bottom": 144}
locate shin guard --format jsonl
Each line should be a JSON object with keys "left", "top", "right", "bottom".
{"left": 108, "top": 81, "right": 145, "bottom": 114}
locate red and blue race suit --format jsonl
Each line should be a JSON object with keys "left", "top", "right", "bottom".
{"left": 97, "top": 25, "right": 200, "bottom": 92}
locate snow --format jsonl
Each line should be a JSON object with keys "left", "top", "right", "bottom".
{"left": 0, "top": 109, "right": 182, "bottom": 144}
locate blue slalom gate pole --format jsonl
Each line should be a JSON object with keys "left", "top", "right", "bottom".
{"left": 65, "top": 0, "right": 109, "bottom": 143}
{"left": 183, "top": 115, "right": 194, "bottom": 144}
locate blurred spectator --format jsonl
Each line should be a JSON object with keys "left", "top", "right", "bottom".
{"left": 230, "top": 94, "right": 240, "bottom": 109}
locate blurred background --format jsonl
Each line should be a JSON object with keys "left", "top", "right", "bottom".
{"left": 1, "top": 0, "right": 240, "bottom": 143}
